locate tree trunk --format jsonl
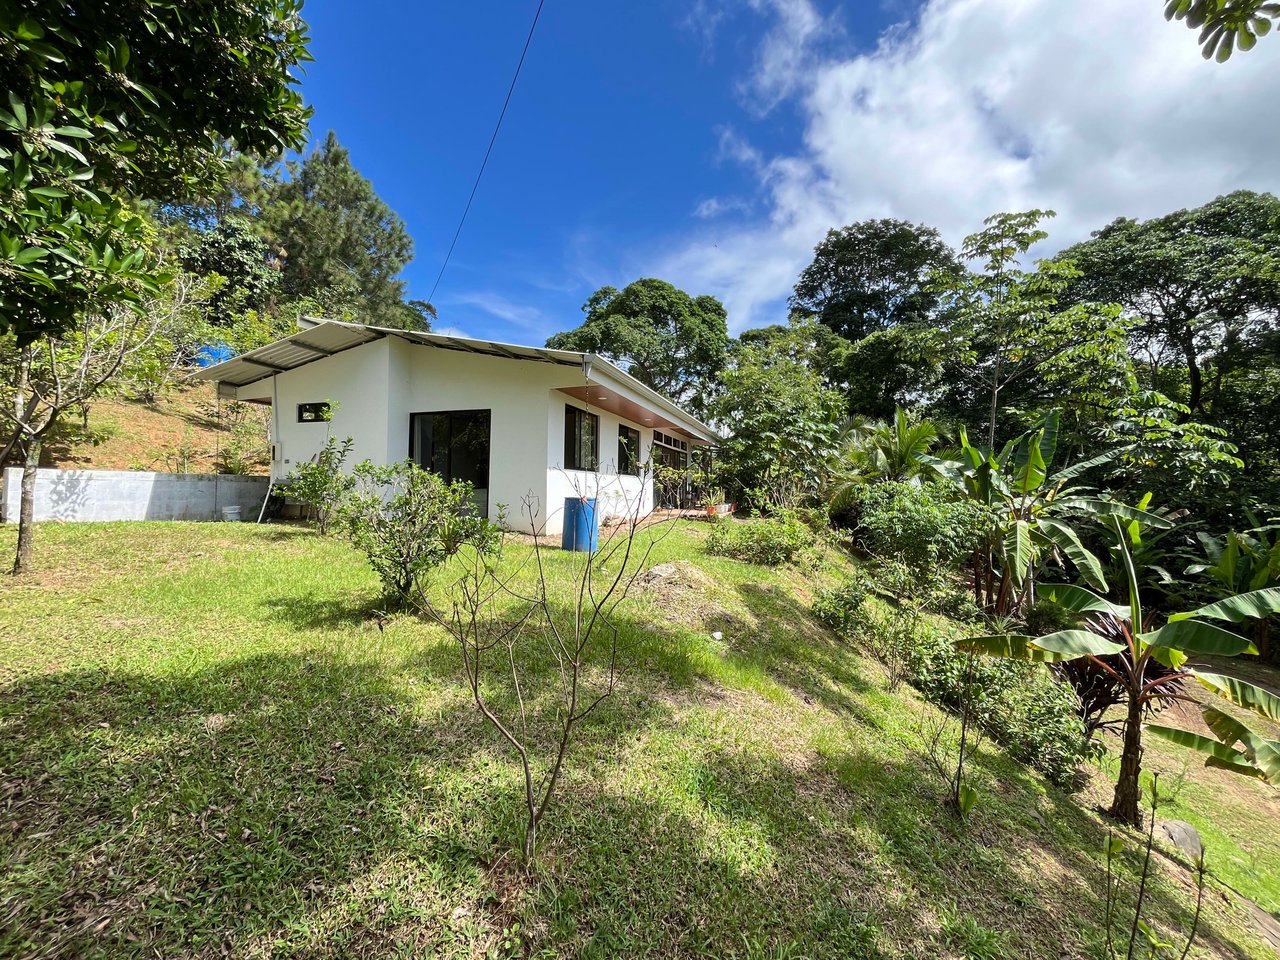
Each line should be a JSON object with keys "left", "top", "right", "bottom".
{"left": 1179, "top": 328, "right": 1203, "bottom": 415}
{"left": 972, "top": 549, "right": 983, "bottom": 608}
{"left": 523, "top": 809, "right": 539, "bottom": 862}
{"left": 1110, "top": 692, "right": 1145, "bottom": 826}
{"left": 12, "top": 437, "right": 41, "bottom": 576}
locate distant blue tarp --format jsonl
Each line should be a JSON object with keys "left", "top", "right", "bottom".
{"left": 194, "top": 343, "right": 235, "bottom": 367}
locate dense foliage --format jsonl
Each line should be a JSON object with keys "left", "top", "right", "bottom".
{"left": 705, "top": 513, "right": 815, "bottom": 566}
{"left": 839, "top": 480, "right": 988, "bottom": 578}
{"left": 0, "top": 0, "right": 312, "bottom": 344}
{"left": 546, "top": 278, "right": 728, "bottom": 417}
{"left": 813, "top": 577, "right": 1092, "bottom": 785}
{"left": 712, "top": 320, "right": 845, "bottom": 510}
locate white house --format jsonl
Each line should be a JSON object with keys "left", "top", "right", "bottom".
{"left": 194, "top": 319, "right": 719, "bottom": 535}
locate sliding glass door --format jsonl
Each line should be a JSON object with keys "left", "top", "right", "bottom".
{"left": 409, "top": 410, "right": 491, "bottom": 517}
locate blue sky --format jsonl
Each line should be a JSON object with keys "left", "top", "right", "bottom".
{"left": 296, "top": 0, "right": 1280, "bottom": 343}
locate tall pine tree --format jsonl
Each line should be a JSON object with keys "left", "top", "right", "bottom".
{"left": 263, "top": 132, "right": 429, "bottom": 329}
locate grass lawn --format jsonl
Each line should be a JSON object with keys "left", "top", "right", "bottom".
{"left": 1, "top": 521, "right": 1276, "bottom": 959}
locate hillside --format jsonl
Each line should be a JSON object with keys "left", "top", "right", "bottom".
{"left": 28, "top": 383, "right": 270, "bottom": 476}
{"left": 2, "top": 520, "right": 1277, "bottom": 958}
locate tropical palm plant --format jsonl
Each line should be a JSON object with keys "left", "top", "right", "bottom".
{"left": 1148, "top": 672, "right": 1280, "bottom": 785}
{"left": 923, "top": 411, "right": 1130, "bottom": 617}
{"left": 831, "top": 407, "right": 942, "bottom": 484}
{"left": 960, "top": 514, "right": 1280, "bottom": 825}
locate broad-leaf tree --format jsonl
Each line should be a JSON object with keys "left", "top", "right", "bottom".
{"left": 934, "top": 211, "right": 1132, "bottom": 448}
{"left": 0, "top": 0, "right": 313, "bottom": 344}
{"left": 179, "top": 215, "right": 281, "bottom": 325}
{"left": 0, "top": 273, "right": 206, "bottom": 573}
{"left": 546, "top": 278, "right": 729, "bottom": 417}
{"left": 961, "top": 516, "right": 1280, "bottom": 825}
{"left": 791, "top": 218, "right": 959, "bottom": 341}
{"left": 714, "top": 319, "right": 844, "bottom": 510}
{"left": 1059, "top": 191, "right": 1280, "bottom": 416}
{"left": 1166, "top": 0, "right": 1280, "bottom": 59}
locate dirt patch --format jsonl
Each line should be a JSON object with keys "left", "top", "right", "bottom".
{"left": 34, "top": 383, "right": 269, "bottom": 475}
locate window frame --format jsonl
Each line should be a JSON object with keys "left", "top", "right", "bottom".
{"left": 618, "top": 424, "right": 641, "bottom": 477}
{"left": 297, "top": 401, "right": 331, "bottom": 423}
{"left": 564, "top": 404, "right": 600, "bottom": 471}
{"left": 407, "top": 409, "right": 492, "bottom": 518}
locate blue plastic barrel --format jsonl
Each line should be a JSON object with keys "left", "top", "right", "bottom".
{"left": 562, "top": 497, "right": 599, "bottom": 552}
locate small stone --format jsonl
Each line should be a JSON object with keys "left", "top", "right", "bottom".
{"left": 1156, "top": 819, "right": 1203, "bottom": 861}
{"left": 710, "top": 630, "right": 724, "bottom": 641}
{"left": 641, "top": 562, "right": 679, "bottom": 583}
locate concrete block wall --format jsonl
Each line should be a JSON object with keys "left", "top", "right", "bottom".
{"left": 1, "top": 468, "right": 270, "bottom": 523}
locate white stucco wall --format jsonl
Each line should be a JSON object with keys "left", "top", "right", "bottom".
{"left": 261, "top": 337, "right": 692, "bottom": 536}
{"left": 268, "top": 338, "right": 392, "bottom": 480}
{"left": 545, "top": 399, "right": 655, "bottom": 536}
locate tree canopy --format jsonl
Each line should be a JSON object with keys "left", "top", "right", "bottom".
{"left": 546, "top": 278, "right": 728, "bottom": 415}
{"left": 791, "top": 218, "right": 959, "bottom": 342}
{"left": 1058, "top": 190, "right": 1280, "bottom": 415}
{"left": 0, "top": 0, "right": 312, "bottom": 343}
{"left": 259, "top": 132, "right": 426, "bottom": 330}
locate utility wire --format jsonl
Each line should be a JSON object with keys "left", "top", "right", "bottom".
{"left": 427, "top": 0, "right": 547, "bottom": 304}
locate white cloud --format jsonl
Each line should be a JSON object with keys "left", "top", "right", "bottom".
{"left": 655, "top": 0, "right": 1280, "bottom": 332}
{"left": 694, "top": 196, "right": 752, "bottom": 218}
{"left": 739, "top": 0, "right": 836, "bottom": 113}
{"left": 446, "top": 291, "right": 546, "bottom": 332}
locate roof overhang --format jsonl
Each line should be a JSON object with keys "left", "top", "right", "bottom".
{"left": 192, "top": 318, "right": 720, "bottom": 443}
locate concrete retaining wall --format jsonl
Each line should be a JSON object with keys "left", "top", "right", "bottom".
{"left": 1, "top": 468, "right": 270, "bottom": 523}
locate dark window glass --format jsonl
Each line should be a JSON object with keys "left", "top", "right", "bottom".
{"left": 408, "top": 409, "right": 491, "bottom": 516}
{"left": 618, "top": 425, "right": 641, "bottom": 476}
{"left": 297, "top": 401, "right": 331, "bottom": 423}
{"left": 564, "top": 405, "right": 599, "bottom": 471}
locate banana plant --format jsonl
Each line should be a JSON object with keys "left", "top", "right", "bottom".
{"left": 1148, "top": 671, "right": 1280, "bottom": 784}
{"left": 958, "top": 513, "right": 1280, "bottom": 826}
{"left": 924, "top": 411, "right": 1142, "bottom": 617}
{"left": 1185, "top": 513, "right": 1280, "bottom": 662}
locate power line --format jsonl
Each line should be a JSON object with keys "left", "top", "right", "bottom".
{"left": 428, "top": 0, "right": 547, "bottom": 304}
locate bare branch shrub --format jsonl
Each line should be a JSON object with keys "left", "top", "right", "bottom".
{"left": 420, "top": 470, "right": 673, "bottom": 862}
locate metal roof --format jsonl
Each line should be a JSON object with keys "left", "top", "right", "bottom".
{"left": 192, "top": 318, "right": 720, "bottom": 442}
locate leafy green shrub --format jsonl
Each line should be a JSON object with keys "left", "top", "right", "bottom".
{"left": 843, "top": 480, "right": 988, "bottom": 575}
{"left": 907, "top": 630, "right": 1092, "bottom": 786}
{"left": 812, "top": 575, "right": 872, "bottom": 634}
{"left": 814, "top": 562, "right": 926, "bottom": 691}
{"left": 340, "top": 459, "right": 500, "bottom": 607}
{"left": 1022, "top": 597, "right": 1079, "bottom": 636}
{"left": 282, "top": 435, "right": 355, "bottom": 534}
{"left": 705, "top": 512, "right": 816, "bottom": 566}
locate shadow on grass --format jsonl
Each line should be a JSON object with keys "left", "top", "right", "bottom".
{"left": 0, "top": 652, "right": 505, "bottom": 957}
{"left": 260, "top": 591, "right": 393, "bottom": 630}
{"left": 523, "top": 739, "right": 1259, "bottom": 960}
{"left": 0, "top": 607, "right": 690, "bottom": 959}
{"left": 712, "top": 581, "right": 879, "bottom": 720}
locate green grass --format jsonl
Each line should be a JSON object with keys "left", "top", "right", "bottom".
{"left": 0, "top": 521, "right": 1274, "bottom": 958}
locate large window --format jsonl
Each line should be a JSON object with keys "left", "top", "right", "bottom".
{"left": 618, "top": 425, "right": 641, "bottom": 476}
{"left": 409, "top": 409, "right": 491, "bottom": 516}
{"left": 564, "top": 405, "right": 599, "bottom": 471}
